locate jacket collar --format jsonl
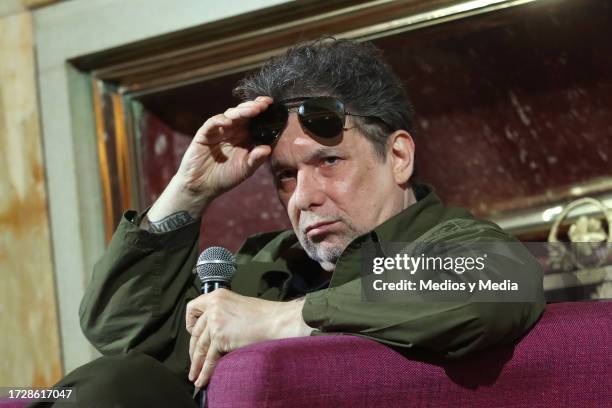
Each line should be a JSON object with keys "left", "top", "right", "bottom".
{"left": 289, "top": 183, "right": 447, "bottom": 287}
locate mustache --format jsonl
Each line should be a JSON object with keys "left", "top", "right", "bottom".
{"left": 298, "top": 213, "right": 343, "bottom": 235}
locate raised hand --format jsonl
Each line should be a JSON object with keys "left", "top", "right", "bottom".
{"left": 145, "top": 96, "right": 273, "bottom": 225}
{"left": 176, "top": 96, "right": 273, "bottom": 201}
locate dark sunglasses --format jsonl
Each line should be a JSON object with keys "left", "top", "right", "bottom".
{"left": 249, "top": 96, "right": 391, "bottom": 145}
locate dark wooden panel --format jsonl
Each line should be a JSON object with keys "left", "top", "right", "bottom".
{"left": 377, "top": 0, "right": 612, "bottom": 216}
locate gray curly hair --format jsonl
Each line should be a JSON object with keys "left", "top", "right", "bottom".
{"left": 233, "top": 37, "right": 414, "bottom": 162}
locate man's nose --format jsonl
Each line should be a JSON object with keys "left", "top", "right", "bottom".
{"left": 292, "top": 170, "right": 325, "bottom": 211}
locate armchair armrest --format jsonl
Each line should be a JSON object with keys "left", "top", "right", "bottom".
{"left": 207, "top": 301, "right": 611, "bottom": 407}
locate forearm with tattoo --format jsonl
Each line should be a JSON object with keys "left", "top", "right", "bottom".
{"left": 147, "top": 211, "right": 196, "bottom": 233}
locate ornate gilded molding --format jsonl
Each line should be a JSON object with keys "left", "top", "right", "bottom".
{"left": 75, "top": 0, "right": 544, "bottom": 95}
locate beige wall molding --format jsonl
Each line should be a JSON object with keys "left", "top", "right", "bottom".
{"left": 0, "top": 0, "right": 65, "bottom": 18}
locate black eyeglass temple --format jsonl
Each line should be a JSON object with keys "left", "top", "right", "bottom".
{"left": 346, "top": 113, "right": 393, "bottom": 131}
{"left": 276, "top": 97, "right": 394, "bottom": 130}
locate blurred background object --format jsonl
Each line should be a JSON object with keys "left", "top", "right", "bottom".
{"left": 544, "top": 197, "right": 611, "bottom": 301}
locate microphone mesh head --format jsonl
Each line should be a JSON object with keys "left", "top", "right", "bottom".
{"left": 195, "top": 246, "right": 236, "bottom": 283}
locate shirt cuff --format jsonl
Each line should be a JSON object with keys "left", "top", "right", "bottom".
{"left": 118, "top": 209, "right": 200, "bottom": 250}
{"left": 125, "top": 208, "right": 150, "bottom": 226}
{"left": 302, "top": 288, "right": 332, "bottom": 330}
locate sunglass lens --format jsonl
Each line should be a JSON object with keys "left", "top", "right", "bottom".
{"left": 299, "top": 98, "right": 344, "bottom": 138}
{"left": 249, "top": 103, "right": 288, "bottom": 145}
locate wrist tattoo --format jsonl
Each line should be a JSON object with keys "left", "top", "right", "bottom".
{"left": 148, "top": 211, "right": 196, "bottom": 233}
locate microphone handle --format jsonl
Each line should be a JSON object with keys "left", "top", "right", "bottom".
{"left": 196, "top": 280, "right": 230, "bottom": 408}
{"left": 201, "top": 281, "right": 230, "bottom": 294}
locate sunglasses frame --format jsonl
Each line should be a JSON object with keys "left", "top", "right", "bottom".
{"left": 249, "top": 96, "right": 391, "bottom": 145}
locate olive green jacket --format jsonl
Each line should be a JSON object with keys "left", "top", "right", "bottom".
{"left": 79, "top": 185, "right": 545, "bottom": 377}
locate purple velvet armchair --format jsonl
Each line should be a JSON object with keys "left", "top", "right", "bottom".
{"left": 206, "top": 301, "right": 610, "bottom": 407}
{"left": 3, "top": 301, "right": 609, "bottom": 407}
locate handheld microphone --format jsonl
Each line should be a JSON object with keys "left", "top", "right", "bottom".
{"left": 194, "top": 246, "right": 237, "bottom": 294}
{"left": 193, "top": 246, "right": 237, "bottom": 408}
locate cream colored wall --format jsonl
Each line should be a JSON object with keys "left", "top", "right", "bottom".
{"left": 0, "top": 12, "right": 62, "bottom": 387}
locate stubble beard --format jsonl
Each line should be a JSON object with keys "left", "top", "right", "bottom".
{"left": 297, "top": 215, "right": 365, "bottom": 272}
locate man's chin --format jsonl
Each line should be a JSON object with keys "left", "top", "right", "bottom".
{"left": 300, "top": 233, "right": 354, "bottom": 267}
{"left": 310, "top": 241, "right": 345, "bottom": 263}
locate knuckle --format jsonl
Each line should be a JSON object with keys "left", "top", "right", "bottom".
{"left": 186, "top": 309, "right": 198, "bottom": 322}
{"left": 208, "top": 314, "right": 221, "bottom": 329}
{"left": 204, "top": 359, "right": 217, "bottom": 372}
{"left": 187, "top": 296, "right": 201, "bottom": 310}
{"left": 207, "top": 299, "right": 218, "bottom": 311}
{"left": 217, "top": 335, "right": 229, "bottom": 350}
{"left": 215, "top": 288, "right": 229, "bottom": 298}
{"left": 209, "top": 292, "right": 224, "bottom": 305}
{"left": 207, "top": 303, "right": 217, "bottom": 316}
{"left": 195, "top": 339, "right": 209, "bottom": 353}
{"left": 211, "top": 330, "right": 227, "bottom": 348}
{"left": 214, "top": 338, "right": 229, "bottom": 354}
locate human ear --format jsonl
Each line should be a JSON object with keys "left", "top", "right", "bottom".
{"left": 388, "top": 131, "right": 415, "bottom": 185}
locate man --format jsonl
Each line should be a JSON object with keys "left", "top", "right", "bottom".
{"left": 30, "top": 38, "right": 544, "bottom": 407}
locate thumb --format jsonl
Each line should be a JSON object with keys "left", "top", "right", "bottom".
{"left": 246, "top": 145, "right": 272, "bottom": 172}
